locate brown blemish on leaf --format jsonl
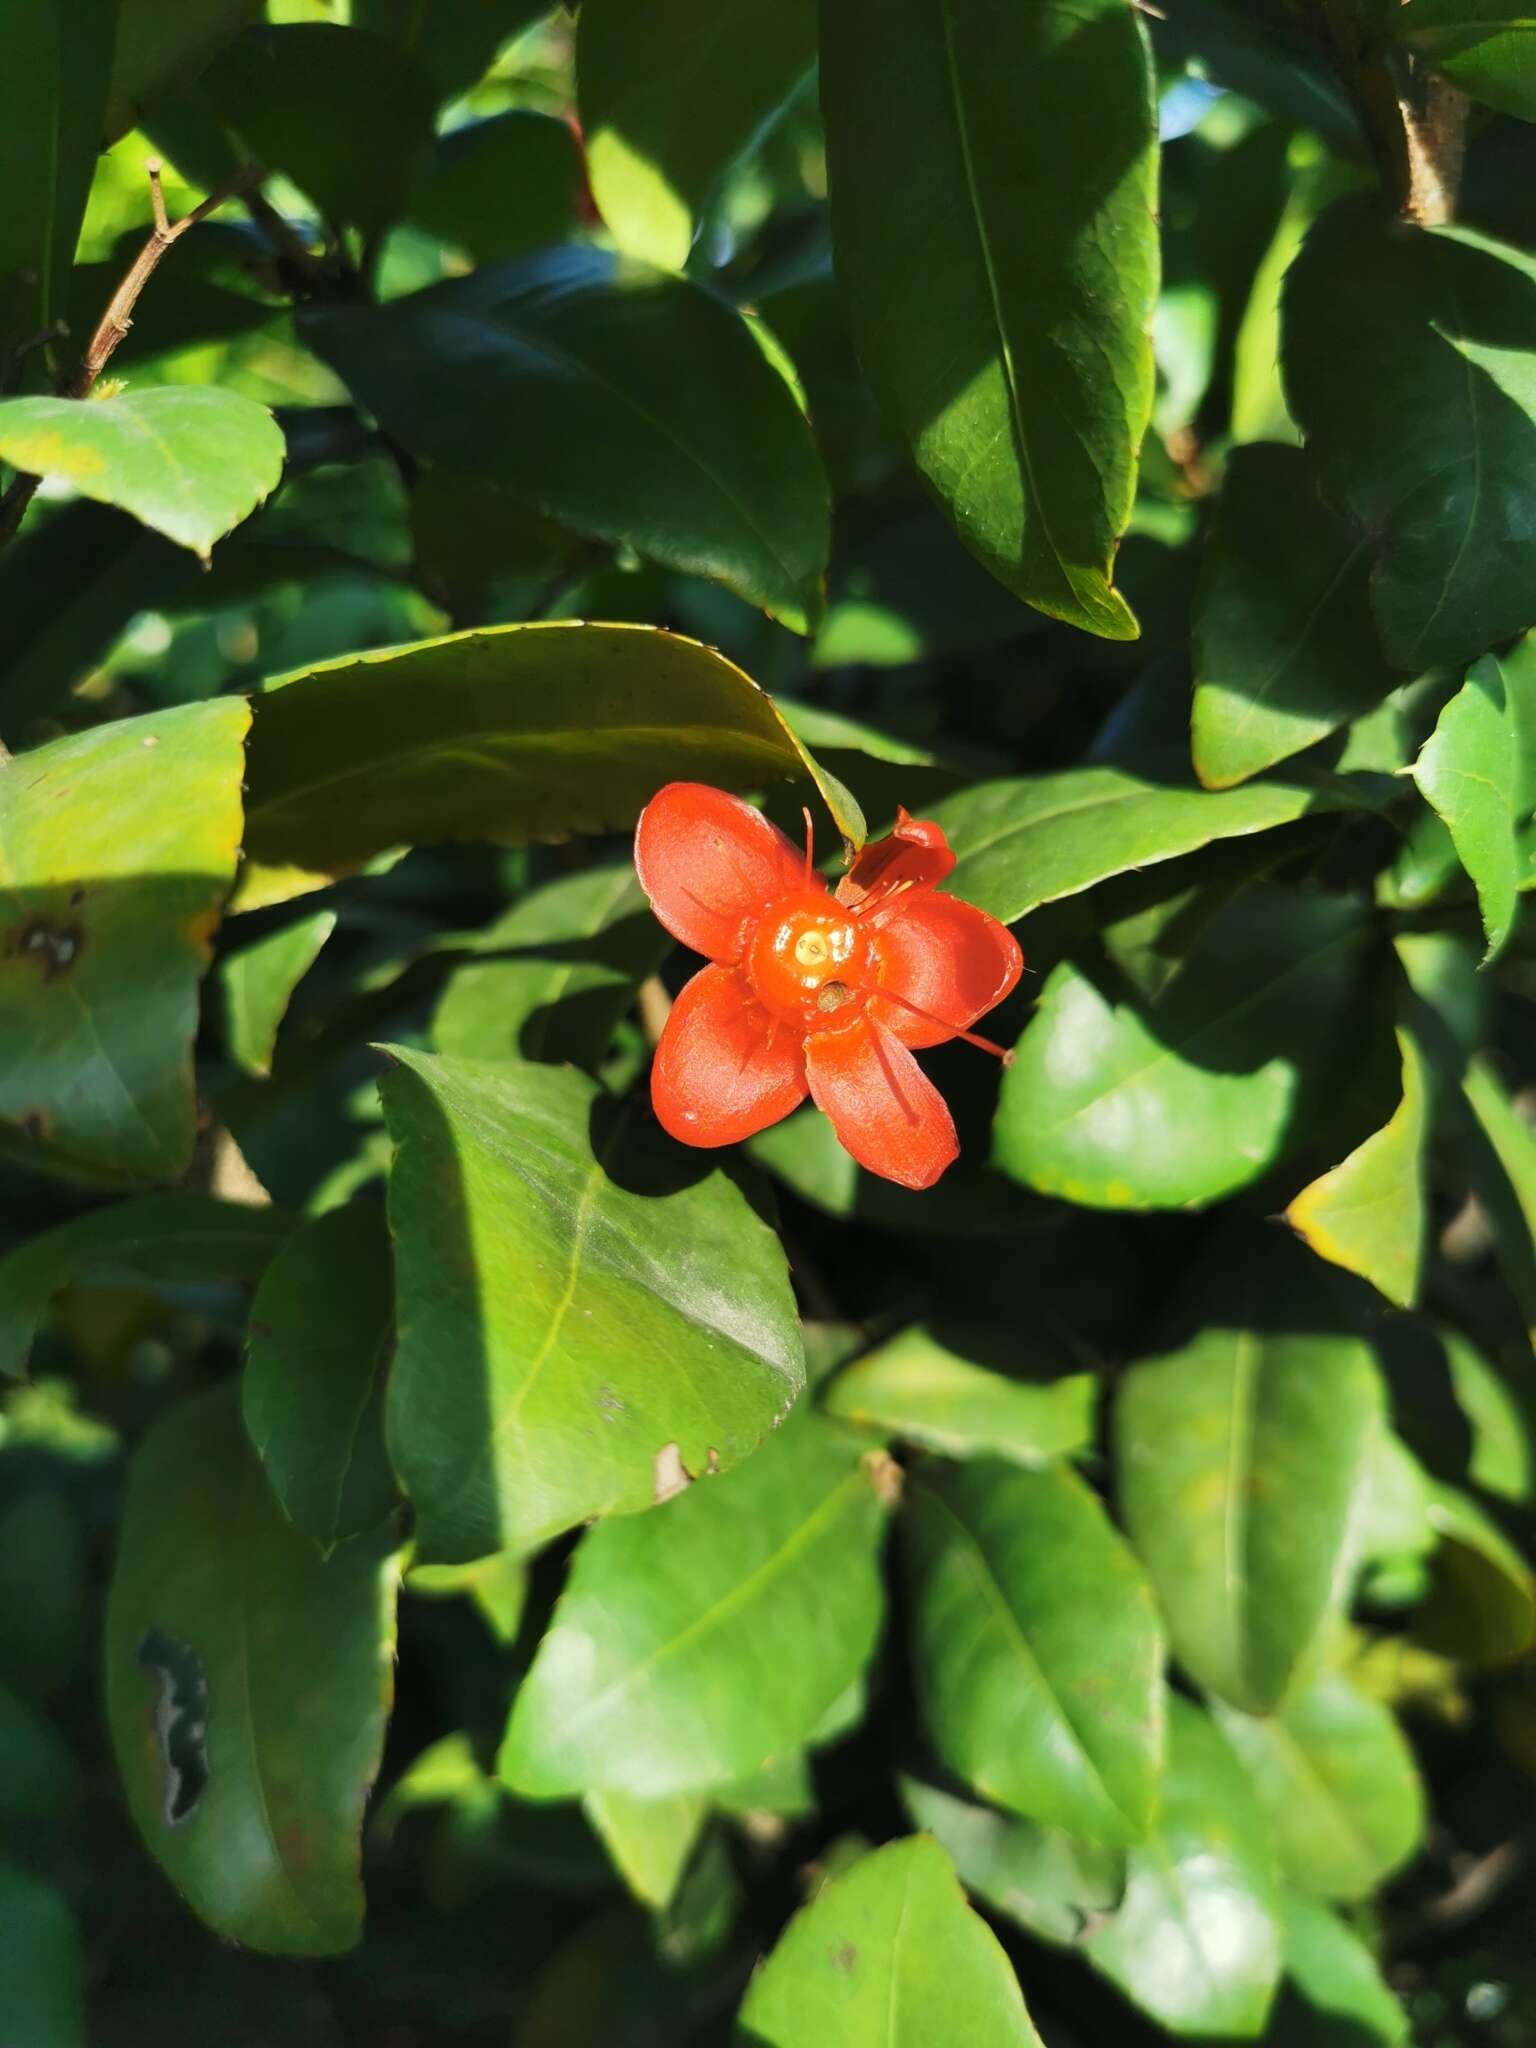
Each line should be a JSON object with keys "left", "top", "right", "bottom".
{"left": 6, "top": 915, "right": 85, "bottom": 981}
{"left": 832, "top": 1942, "right": 858, "bottom": 1973}
{"left": 17, "top": 1108, "right": 50, "bottom": 1141}
{"left": 652, "top": 1442, "right": 693, "bottom": 1504}
{"left": 861, "top": 1450, "right": 904, "bottom": 1506}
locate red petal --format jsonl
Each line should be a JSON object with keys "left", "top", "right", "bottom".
{"left": 652, "top": 963, "right": 808, "bottom": 1147}
{"left": 635, "top": 782, "right": 806, "bottom": 963}
{"left": 805, "top": 1016, "right": 958, "bottom": 1190}
{"left": 869, "top": 893, "right": 1024, "bottom": 1048}
{"left": 836, "top": 807, "right": 955, "bottom": 912}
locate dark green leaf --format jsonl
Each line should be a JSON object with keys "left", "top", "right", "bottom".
{"left": 1415, "top": 1481, "right": 1536, "bottom": 1662}
{"left": 222, "top": 908, "right": 336, "bottom": 1078}
{"left": 0, "top": 1866, "right": 83, "bottom": 2048}
{"left": 106, "top": 0, "right": 260, "bottom": 141}
{"left": 821, "top": 1324, "right": 1096, "bottom": 1467}
{"left": 995, "top": 888, "right": 1371, "bottom": 1210}
{"left": 737, "top": 1834, "right": 1045, "bottom": 2046}
{"left": 1411, "top": 657, "right": 1522, "bottom": 961}
{"left": 380, "top": 1050, "right": 804, "bottom": 1561}
{"left": 0, "top": 390, "right": 285, "bottom": 559}
{"left": 821, "top": 0, "right": 1158, "bottom": 638}
{"left": 301, "top": 251, "right": 829, "bottom": 631}
{"left": 1461, "top": 1054, "right": 1536, "bottom": 1338}
{"left": 1271, "top": 1892, "right": 1408, "bottom": 2047}
{"left": 203, "top": 23, "right": 438, "bottom": 236}
{"left": 578, "top": 0, "right": 815, "bottom": 270}
{"left": 409, "top": 112, "right": 582, "bottom": 266}
{"left": 242, "top": 1201, "right": 397, "bottom": 1553}
{"left": 242, "top": 622, "right": 862, "bottom": 885}
{"left": 0, "top": 0, "right": 118, "bottom": 345}
{"left": 1191, "top": 444, "right": 1398, "bottom": 787}
{"left": 0, "top": 1192, "right": 292, "bottom": 1379}
{"left": 498, "top": 1410, "right": 886, "bottom": 1797}
{"left": 1443, "top": 1325, "right": 1533, "bottom": 1501}
{"left": 1082, "top": 1694, "right": 1282, "bottom": 2039}
{"left": 105, "top": 1384, "right": 399, "bottom": 1954}
{"left": 0, "top": 699, "right": 249, "bottom": 1183}
{"left": 353, "top": 0, "right": 547, "bottom": 100}
{"left": 1115, "top": 1229, "right": 1386, "bottom": 1712}
{"left": 1211, "top": 1672, "right": 1425, "bottom": 1901}
{"left": 903, "top": 1459, "right": 1164, "bottom": 1843}
{"left": 898, "top": 1772, "right": 1125, "bottom": 1946}
{"left": 0, "top": 1681, "right": 80, "bottom": 1831}
{"left": 1284, "top": 196, "right": 1536, "bottom": 669}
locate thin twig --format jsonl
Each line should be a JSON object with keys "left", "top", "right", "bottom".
{"left": 0, "top": 160, "right": 259, "bottom": 550}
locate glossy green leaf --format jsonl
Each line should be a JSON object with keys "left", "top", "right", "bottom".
{"left": 1191, "top": 444, "right": 1398, "bottom": 787}
{"left": 821, "top": 1324, "right": 1096, "bottom": 1467}
{"left": 0, "top": 1192, "right": 291, "bottom": 1378}
{"left": 242, "top": 1201, "right": 397, "bottom": 1554}
{"left": 1286, "top": 1020, "right": 1430, "bottom": 1310}
{"left": 0, "top": 0, "right": 118, "bottom": 345}
{"left": 431, "top": 865, "right": 667, "bottom": 1073}
{"left": 222, "top": 908, "right": 336, "bottom": 1078}
{"left": 1415, "top": 1481, "right": 1536, "bottom": 1663}
{"left": 242, "top": 621, "right": 862, "bottom": 884}
{"left": 409, "top": 111, "right": 582, "bottom": 266}
{"left": 1394, "top": 3, "right": 1536, "bottom": 122}
{"left": 1272, "top": 1893, "right": 1408, "bottom": 2047}
{"left": 1211, "top": 1672, "right": 1425, "bottom": 1901}
{"left": 1116, "top": 1229, "right": 1386, "bottom": 1712}
{"left": 1284, "top": 197, "right": 1536, "bottom": 669}
{"left": 0, "top": 390, "right": 285, "bottom": 559}
{"left": 898, "top": 1773, "right": 1125, "bottom": 1946}
{"left": 903, "top": 1459, "right": 1163, "bottom": 1843}
{"left": 1411, "top": 657, "right": 1522, "bottom": 961}
{"left": 583, "top": 1788, "right": 707, "bottom": 1910}
{"left": 0, "top": 1866, "right": 84, "bottom": 2048}
{"left": 204, "top": 23, "right": 438, "bottom": 236}
{"left": 0, "top": 699, "right": 249, "bottom": 1183}
{"left": 936, "top": 759, "right": 1361, "bottom": 926}
{"left": 105, "top": 1384, "right": 399, "bottom": 1955}
{"left": 821, "top": 0, "right": 1157, "bottom": 638}
{"left": 353, "top": 0, "right": 547, "bottom": 100}
{"left": 498, "top": 1411, "right": 886, "bottom": 1798}
{"left": 578, "top": 0, "right": 814, "bottom": 270}
{"left": 105, "top": 0, "right": 259, "bottom": 141}
{"left": 1083, "top": 1694, "right": 1282, "bottom": 2040}
{"left": 996, "top": 887, "right": 1370, "bottom": 1211}
{"left": 301, "top": 251, "right": 829, "bottom": 631}
{"left": 381, "top": 1051, "right": 804, "bottom": 1562}
{"left": 738, "top": 1834, "right": 1045, "bottom": 2047}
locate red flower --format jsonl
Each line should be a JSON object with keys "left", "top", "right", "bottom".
{"left": 633, "top": 783, "right": 1023, "bottom": 1190}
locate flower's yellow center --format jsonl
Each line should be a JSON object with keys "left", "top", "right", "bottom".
{"left": 794, "top": 930, "right": 832, "bottom": 968}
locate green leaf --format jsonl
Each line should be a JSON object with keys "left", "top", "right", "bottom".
{"left": 1210, "top": 1672, "right": 1425, "bottom": 1901}
{"left": 0, "top": 1866, "right": 84, "bottom": 2048}
{"left": 1411, "top": 657, "right": 1522, "bottom": 961}
{"left": 1272, "top": 1893, "right": 1408, "bottom": 2047}
{"left": 583, "top": 1788, "right": 707, "bottom": 1910}
{"left": 431, "top": 865, "right": 667, "bottom": 1073}
{"left": 242, "top": 621, "right": 863, "bottom": 885}
{"left": 242, "top": 1201, "right": 397, "bottom": 1554}
{"left": 105, "top": 1384, "right": 399, "bottom": 1955}
{"left": 203, "top": 23, "right": 438, "bottom": 236}
{"left": 0, "top": 1681, "right": 80, "bottom": 1830}
{"left": 353, "top": 0, "right": 547, "bottom": 101}
{"left": 1191, "top": 444, "right": 1398, "bottom": 788}
{"left": 1415, "top": 1481, "right": 1536, "bottom": 1662}
{"left": 0, "top": 390, "right": 285, "bottom": 559}
{"left": 0, "top": 0, "right": 118, "bottom": 344}
{"left": 903, "top": 1460, "right": 1164, "bottom": 1844}
{"left": 1461, "top": 1054, "right": 1536, "bottom": 1337}
{"left": 898, "top": 1773, "right": 1125, "bottom": 1946}
{"left": 936, "top": 759, "right": 1362, "bottom": 927}
{"left": 0, "top": 1192, "right": 292, "bottom": 1379}
{"left": 106, "top": 0, "right": 260, "bottom": 141}
{"left": 405, "top": 1549, "right": 528, "bottom": 1644}
{"left": 737, "top": 1834, "right": 1045, "bottom": 2047}
{"left": 498, "top": 1411, "right": 887, "bottom": 1798}
{"left": 301, "top": 251, "right": 829, "bottom": 632}
{"left": 1283, "top": 197, "right": 1536, "bottom": 669}
{"left": 1443, "top": 1324, "right": 1533, "bottom": 1501}
{"left": 820, "top": 0, "right": 1158, "bottom": 639}
{"left": 380, "top": 1050, "right": 804, "bottom": 1562}
{"left": 1082, "top": 1694, "right": 1282, "bottom": 2040}
{"left": 409, "top": 111, "right": 582, "bottom": 266}
{"left": 577, "top": 0, "right": 814, "bottom": 271}
{"left": 1394, "top": 2, "right": 1536, "bottom": 123}
{"left": 0, "top": 699, "right": 249, "bottom": 1183}
{"left": 995, "top": 887, "right": 1371, "bottom": 1211}
{"left": 821, "top": 1324, "right": 1096, "bottom": 1467}
{"left": 1115, "top": 1229, "right": 1386, "bottom": 1712}
{"left": 1286, "top": 1019, "right": 1430, "bottom": 1309}
{"left": 222, "top": 908, "right": 336, "bottom": 1078}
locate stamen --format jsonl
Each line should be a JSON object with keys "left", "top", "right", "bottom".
{"left": 801, "top": 806, "right": 815, "bottom": 888}
{"left": 849, "top": 875, "right": 917, "bottom": 919}
{"left": 869, "top": 983, "right": 1015, "bottom": 1063}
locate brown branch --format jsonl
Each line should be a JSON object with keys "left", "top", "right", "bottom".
{"left": 0, "top": 161, "right": 258, "bottom": 550}
{"left": 1306, "top": 0, "right": 1468, "bottom": 225}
